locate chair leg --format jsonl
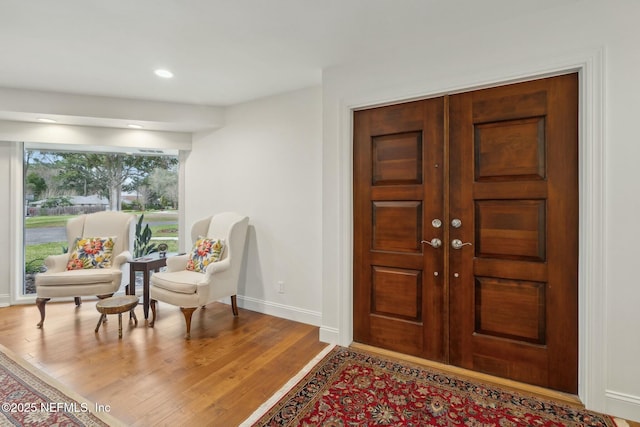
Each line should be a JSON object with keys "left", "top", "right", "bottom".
{"left": 231, "top": 295, "right": 239, "bottom": 316}
{"left": 149, "top": 300, "right": 157, "bottom": 327}
{"left": 36, "top": 298, "right": 50, "bottom": 328}
{"left": 74, "top": 297, "right": 81, "bottom": 306}
{"left": 180, "top": 307, "right": 197, "bottom": 339}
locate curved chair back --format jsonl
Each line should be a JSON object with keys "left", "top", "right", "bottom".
{"left": 190, "top": 212, "right": 249, "bottom": 280}
{"left": 66, "top": 211, "right": 135, "bottom": 256}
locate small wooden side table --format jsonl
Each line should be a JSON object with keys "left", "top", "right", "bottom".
{"left": 128, "top": 253, "right": 176, "bottom": 319}
{"left": 95, "top": 295, "right": 139, "bottom": 339}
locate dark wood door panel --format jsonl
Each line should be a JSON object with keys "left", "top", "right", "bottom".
{"left": 473, "top": 258, "right": 547, "bottom": 283}
{"left": 367, "top": 100, "right": 428, "bottom": 135}
{"left": 354, "top": 73, "right": 577, "bottom": 392}
{"left": 354, "top": 97, "right": 445, "bottom": 361}
{"left": 474, "top": 276, "right": 546, "bottom": 344}
{"left": 369, "top": 315, "right": 424, "bottom": 356}
{"left": 373, "top": 132, "right": 423, "bottom": 185}
{"left": 372, "top": 266, "right": 422, "bottom": 321}
{"left": 369, "top": 252, "right": 424, "bottom": 270}
{"left": 475, "top": 117, "right": 545, "bottom": 181}
{"left": 475, "top": 199, "right": 546, "bottom": 261}
{"left": 449, "top": 73, "right": 578, "bottom": 393}
{"left": 471, "top": 338, "right": 549, "bottom": 388}
{"left": 474, "top": 181, "right": 548, "bottom": 199}
{"left": 372, "top": 201, "right": 423, "bottom": 253}
{"left": 471, "top": 87, "right": 547, "bottom": 122}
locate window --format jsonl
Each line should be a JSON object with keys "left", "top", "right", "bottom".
{"left": 23, "top": 148, "right": 179, "bottom": 296}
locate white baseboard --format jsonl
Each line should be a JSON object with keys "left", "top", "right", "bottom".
{"left": 0, "top": 293, "right": 10, "bottom": 307}
{"left": 319, "top": 325, "right": 340, "bottom": 344}
{"left": 605, "top": 390, "right": 640, "bottom": 423}
{"left": 236, "top": 295, "right": 321, "bottom": 327}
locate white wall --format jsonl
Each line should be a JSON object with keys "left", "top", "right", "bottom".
{"left": 0, "top": 142, "right": 16, "bottom": 307}
{"left": 321, "top": 0, "right": 640, "bottom": 421}
{"left": 187, "top": 86, "right": 323, "bottom": 325}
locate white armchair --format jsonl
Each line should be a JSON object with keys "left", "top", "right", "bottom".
{"left": 35, "top": 211, "right": 136, "bottom": 328}
{"left": 149, "top": 212, "right": 249, "bottom": 339}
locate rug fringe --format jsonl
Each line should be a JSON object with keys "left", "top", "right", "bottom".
{"left": 239, "top": 344, "right": 336, "bottom": 427}
{"left": 614, "top": 417, "right": 630, "bottom": 427}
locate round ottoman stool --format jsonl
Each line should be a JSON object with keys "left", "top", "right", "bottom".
{"left": 95, "top": 295, "right": 139, "bottom": 339}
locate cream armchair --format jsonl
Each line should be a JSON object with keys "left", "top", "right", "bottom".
{"left": 35, "top": 211, "right": 136, "bottom": 328}
{"left": 149, "top": 212, "right": 249, "bottom": 339}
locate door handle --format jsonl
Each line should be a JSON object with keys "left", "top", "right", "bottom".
{"left": 451, "top": 239, "right": 472, "bottom": 250}
{"left": 421, "top": 238, "right": 442, "bottom": 248}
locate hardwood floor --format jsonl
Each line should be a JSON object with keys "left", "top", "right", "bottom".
{"left": 1, "top": 301, "right": 637, "bottom": 427}
{"left": 0, "top": 300, "right": 328, "bottom": 426}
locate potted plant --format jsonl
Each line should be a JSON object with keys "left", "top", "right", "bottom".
{"left": 133, "top": 214, "right": 158, "bottom": 258}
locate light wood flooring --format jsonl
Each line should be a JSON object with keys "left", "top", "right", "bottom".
{"left": 0, "top": 300, "right": 327, "bottom": 426}
{"left": 0, "top": 301, "right": 637, "bottom": 426}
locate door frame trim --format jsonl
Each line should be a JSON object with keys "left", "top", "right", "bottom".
{"left": 322, "top": 47, "right": 606, "bottom": 411}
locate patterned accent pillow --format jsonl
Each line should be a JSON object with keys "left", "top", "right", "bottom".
{"left": 186, "top": 237, "right": 225, "bottom": 273}
{"left": 66, "top": 237, "right": 117, "bottom": 270}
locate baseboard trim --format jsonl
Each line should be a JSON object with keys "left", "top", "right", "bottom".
{"left": 0, "top": 293, "right": 10, "bottom": 307}
{"left": 605, "top": 390, "right": 640, "bottom": 423}
{"left": 319, "top": 325, "right": 340, "bottom": 344}
{"left": 236, "top": 295, "right": 321, "bottom": 327}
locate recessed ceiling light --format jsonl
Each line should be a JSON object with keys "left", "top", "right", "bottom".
{"left": 127, "top": 124, "right": 143, "bottom": 129}
{"left": 37, "top": 118, "right": 57, "bottom": 123}
{"left": 154, "top": 69, "right": 174, "bottom": 78}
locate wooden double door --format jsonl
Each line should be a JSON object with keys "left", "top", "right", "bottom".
{"left": 353, "top": 74, "right": 578, "bottom": 393}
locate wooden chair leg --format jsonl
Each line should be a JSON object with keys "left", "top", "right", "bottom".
{"left": 231, "top": 295, "right": 238, "bottom": 316}
{"left": 180, "top": 307, "right": 197, "bottom": 339}
{"left": 149, "top": 300, "right": 157, "bottom": 327}
{"left": 36, "top": 298, "right": 50, "bottom": 328}
{"left": 74, "top": 297, "right": 81, "bottom": 306}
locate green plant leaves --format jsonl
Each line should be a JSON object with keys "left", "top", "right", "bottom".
{"left": 133, "top": 214, "right": 158, "bottom": 258}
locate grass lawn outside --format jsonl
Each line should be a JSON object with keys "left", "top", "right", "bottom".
{"left": 25, "top": 215, "right": 74, "bottom": 229}
{"left": 25, "top": 210, "right": 178, "bottom": 228}
{"left": 25, "top": 242, "right": 66, "bottom": 273}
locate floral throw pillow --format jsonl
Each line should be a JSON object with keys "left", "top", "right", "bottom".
{"left": 186, "top": 237, "right": 225, "bottom": 273}
{"left": 66, "top": 237, "right": 117, "bottom": 270}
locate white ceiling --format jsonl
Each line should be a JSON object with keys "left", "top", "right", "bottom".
{"left": 0, "top": 0, "right": 576, "bottom": 108}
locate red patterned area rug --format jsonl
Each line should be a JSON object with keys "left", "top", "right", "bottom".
{"left": 0, "top": 343, "right": 124, "bottom": 426}
{"left": 244, "top": 346, "right": 622, "bottom": 427}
